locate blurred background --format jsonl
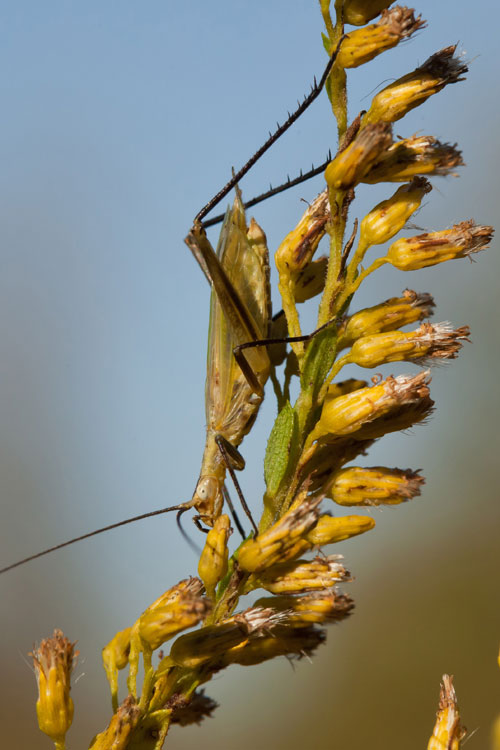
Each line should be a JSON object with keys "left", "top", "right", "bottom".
{"left": 1, "top": 1, "right": 499, "bottom": 747}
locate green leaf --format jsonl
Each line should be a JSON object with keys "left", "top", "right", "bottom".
{"left": 321, "top": 32, "right": 332, "bottom": 55}
{"left": 264, "top": 402, "right": 299, "bottom": 499}
{"left": 300, "top": 325, "right": 337, "bottom": 401}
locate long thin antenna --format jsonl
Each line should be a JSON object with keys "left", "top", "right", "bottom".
{"left": 0, "top": 503, "right": 189, "bottom": 574}
{"left": 201, "top": 154, "right": 332, "bottom": 228}
{"left": 176, "top": 508, "right": 203, "bottom": 555}
{"left": 195, "top": 37, "right": 345, "bottom": 224}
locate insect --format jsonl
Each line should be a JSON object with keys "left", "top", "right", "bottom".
{"left": 183, "top": 191, "right": 271, "bottom": 534}
{"left": 0, "top": 41, "right": 344, "bottom": 574}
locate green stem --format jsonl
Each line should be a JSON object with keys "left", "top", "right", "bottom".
{"left": 345, "top": 238, "right": 371, "bottom": 287}
{"left": 318, "top": 353, "right": 351, "bottom": 402}
{"left": 278, "top": 276, "right": 304, "bottom": 361}
{"left": 335, "top": 257, "right": 387, "bottom": 313}
{"left": 318, "top": 188, "right": 346, "bottom": 326}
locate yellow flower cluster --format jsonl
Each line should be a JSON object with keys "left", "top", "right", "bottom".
{"left": 30, "top": 2, "right": 493, "bottom": 748}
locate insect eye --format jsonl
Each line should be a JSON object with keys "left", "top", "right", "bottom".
{"left": 196, "top": 477, "right": 217, "bottom": 501}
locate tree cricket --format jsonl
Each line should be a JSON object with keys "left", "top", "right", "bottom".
{"left": 0, "top": 42, "right": 344, "bottom": 573}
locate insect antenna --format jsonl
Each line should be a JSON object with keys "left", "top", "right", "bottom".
{"left": 201, "top": 153, "right": 333, "bottom": 229}
{"left": 0, "top": 502, "right": 190, "bottom": 575}
{"left": 196, "top": 37, "right": 345, "bottom": 225}
{"left": 175, "top": 508, "right": 203, "bottom": 555}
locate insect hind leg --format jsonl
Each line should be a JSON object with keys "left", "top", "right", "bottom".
{"left": 215, "top": 434, "right": 258, "bottom": 536}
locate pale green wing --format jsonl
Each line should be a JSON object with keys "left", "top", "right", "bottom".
{"left": 205, "top": 194, "right": 271, "bottom": 447}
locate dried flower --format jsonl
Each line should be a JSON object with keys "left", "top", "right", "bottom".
{"left": 363, "top": 46, "right": 468, "bottom": 125}
{"left": 31, "top": 629, "right": 77, "bottom": 747}
{"left": 359, "top": 178, "right": 432, "bottom": 247}
{"left": 252, "top": 554, "right": 349, "bottom": 594}
{"left": 329, "top": 466, "right": 424, "bottom": 506}
{"left": 305, "top": 514, "right": 376, "bottom": 545}
{"left": 89, "top": 696, "right": 141, "bottom": 750}
{"left": 386, "top": 220, "right": 494, "bottom": 270}
{"left": 337, "top": 8, "right": 425, "bottom": 69}
{"left": 138, "top": 583, "right": 209, "bottom": 651}
{"left": 308, "top": 372, "right": 432, "bottom": 443}
{"left": 346, "top": 322, "right": 470, "bottom": 368}
{"left": 220, "top": 626, "right": 326, "bottom": 666}
{"left": 275, "top": 190, "right": 329, "bottom": 274}
{"left": 255, "top": 590, "right": 354, "bottom": 626}
{"left": 338, "top": 290, "right": 435, "bottom": 349}
{"left": 363, "top": 135, "right": 463, "bottom": 183}
{"left": 238, "top": 497, "right": 322, "bottom": 573}
{"left": 325, "top": 123, "right": 393, "bottom": 189}
{"left": 427, "top": 675, "right": 466, "bottom": 749}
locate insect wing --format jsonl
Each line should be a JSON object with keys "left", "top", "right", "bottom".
{"left": 206, "top": 195, "right": 271, "bottom": 447}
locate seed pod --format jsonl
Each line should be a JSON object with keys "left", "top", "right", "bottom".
{"left": 363, "top": 135, "right": 463, "bottom": 183}
{"left": 275, "top": 190, "right": 329, "bottom": 275}
{"left": 329, "top": 466, "right": 424, "bottom": 506}
{"left": 386, "top": 221, "right": 493, "bottom": 270}
{"left": 325, "top": 123, "right": 392, "bottom": 190}
{"left": 308, "top": 371, "right": 431, "bottom": 443}
{"left": 90, "top": 695, "right": 141, "bottom": 750}
{"left": 363, "top": 46, "right": 467, "bottom": 125}
{"left": 347, "top": 322, "right": 470, "bottom": 368}
{"left": 343, "top": 0, "right": 395, "bottom": 26}
{"left": 253, "top": 554, "right": 349, "bottom": 594}
{"left": 31, "top": 629, "right": 77, "bottom": 745}
{"left": 306, "top": 514, "right": 375, "bottom": 545}
{"left": 428, "top": 675, "right": 466, "bottom": 750}
{"left": 238, "top": 497, "right": 322, "bottom": 573}
{"left": 359, "top": 178, "right": 432, "bottom": 247}
{"left": 338, "top": 290, "right": 435, "bottom": 350}
{"left": 198, "top": 514, "right": 231, "bottom": 596}
{"left": 337, "top": 8, "right": 425, "bottom": 69}
{"left": 255, "top": 591, "right": 354, "bottom": 626}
